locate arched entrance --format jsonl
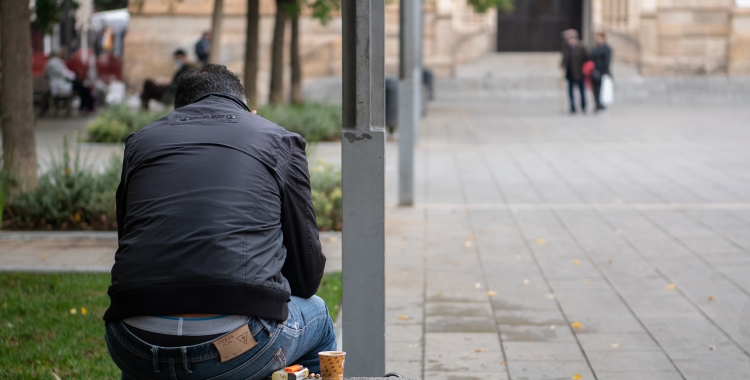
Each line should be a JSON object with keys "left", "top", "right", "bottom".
{"left": 496, "top": 0, "right": 583, "bottom": 51}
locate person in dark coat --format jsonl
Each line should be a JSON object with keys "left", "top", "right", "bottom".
{"left": 140, "top": 49, "right": 195, "bottom": 110}
{"left": 561, "top": 29, "right": 589, "bottom": 113}
{"left": 195, "top": 31, "right": 211, "bottom": 66}
{"left": 590, "top": 31, "right": 613, "bottom": 112}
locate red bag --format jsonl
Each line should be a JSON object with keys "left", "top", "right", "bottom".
{"left": 582, "top": 60, "right": 595, "bottom": 89}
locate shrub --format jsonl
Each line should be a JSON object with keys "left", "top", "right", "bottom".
{"left": 310, "top": 161, "right": 342, "bottom": 231}
{"left": 87, "top": 105, "right": 169, "bottom": 143}
{"left": 257, "top": 103, "right": 342, "bottom": 143}
{"left": 3, "top": 139, "right": 120, "bottom": 230}
{"left": 3, "top": 143, "right": 343, "bottom": 232}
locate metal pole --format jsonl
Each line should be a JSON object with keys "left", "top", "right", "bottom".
{"left": 582, "top": 0, "right": 592, "bottom": 47}
{"left": 341, "top": 0, "right": 386, "bottom": 377}
{"left": 398, "top": 0, "right": 421, "bottom": 206}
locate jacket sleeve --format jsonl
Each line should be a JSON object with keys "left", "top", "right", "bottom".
{"left": 279, "top": 134, "right": 326, "bottom": 298}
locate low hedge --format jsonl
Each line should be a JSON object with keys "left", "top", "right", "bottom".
{"left": 87, "top": 103, "right": 342, "bottom": 144}
{"left": 2, "top": 144, "right": 342, "bottom": 231}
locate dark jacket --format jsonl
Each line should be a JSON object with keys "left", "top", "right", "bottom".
{"left": 561, "top": 43, "right": 589, "bottom": 81}
{"left": 590, "top": 43, "right": 612, "bottom": 79}
{"left": 104, "top": 94, "right": 325, "bottom": 322}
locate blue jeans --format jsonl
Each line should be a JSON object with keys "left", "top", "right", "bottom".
{"left": 567, "top": 78, "right": 586, "bottom": 112}
{"left": 105, "top": 296, "right": 336, "bottom": 380}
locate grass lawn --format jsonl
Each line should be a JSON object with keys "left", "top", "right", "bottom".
{"left": 0, "top": 272, "right": 343, "bottom": 379}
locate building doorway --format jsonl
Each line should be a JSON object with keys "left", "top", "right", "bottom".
{"left": 496, "top": 0, "right": 583, "bottom": 52}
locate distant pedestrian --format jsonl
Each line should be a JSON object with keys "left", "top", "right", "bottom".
{"left": 140, "top": 49, "right": 195, "bottom": 110}
{"left": 590, "top": 31, "right": 613, "bottom": 112}
{"left": 560, "top": 29, "right": 588, "bottom": 114}
{"left": 195, "top": 31, "right": 211, "bottom": 66}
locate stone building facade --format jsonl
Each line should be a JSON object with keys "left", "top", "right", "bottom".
{"left": 123, "top": 0, "right": 496, "bottom": 102}
{"left": 593, "top": 0, "right": 750, "bottom": 75}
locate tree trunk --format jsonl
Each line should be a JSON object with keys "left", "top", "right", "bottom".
{"left": 269, "top": 0, "right": 289, "bottom": 105}
{"left": 290, "top": 11, "right": 304, "bottom": 105}
{"left": 244, "top": 0, "right": 260, "bottom": 108}
{"left": 209, "top": 0, "right": 224, "bottom": 64}
{"left": 1, "top": 0, "right": 39, "bottom": 191}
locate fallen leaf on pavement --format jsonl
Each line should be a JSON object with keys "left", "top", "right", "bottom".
{"left": 546, "top": 294, "right": 556, "bottom": 299}
{"left": 467, "top": 234, "right": 474, "bottom": 239}
{"left": 572, "top": 260, "right": 581, "bottom": 266}
{"left": 499, "top": 362, "right": 506, "bottom": 366}
{"left": 675, "top": 270, "right": 681, "bottom": 276}
{"left": 487, "top": 291, "right": 497, "bottom": 296}
{"left": 464, "top": 241, "right": 472, "bottom": 247}
{"left": 550, "top": 325, "right": 555, "bottom": 330}
{"left": 606, "top": 259, "right": 613, "bottom": 265}
{"left": 523, "top": 279, "right": 530, "bottom": 285}
{"left": 709, "top": 345, "right": 716, "bottom": 350}
{"left": 584, "top": 279, "right": 592, "bottom": 284}
{"left": 610, "top": 343, "right": 619, "bottom": 348}
{"left": 475, "top": 282, "right": 481, "bottom": 289}
{"left": 472, "top": 348, "right": 488, "bottom": 353}
{"left": 572, "top": 374, "right": 582, "bottom": 380}
{"left": 665, "top": 284, "right": 677, "bottom": 290}
{"left": 709, "top": 295, "right": 717, "bottom": 301}
{"left": 398, "top": 315, "right": 409, "bottom": 321}
{"left": 571, "top": 322, "right": 583, "bottom": 329}
{"left": 536, "top": 238, "right": 546, "bottom": 245}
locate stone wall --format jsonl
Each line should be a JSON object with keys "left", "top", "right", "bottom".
{"left": 729, "top": 7, "right": 750, "bottom": 74}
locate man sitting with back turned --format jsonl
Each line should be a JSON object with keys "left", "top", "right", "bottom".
{"left": 104, "top": 64, "right": 334, "bottom": 380}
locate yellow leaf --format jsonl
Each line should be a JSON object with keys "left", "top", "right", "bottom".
{"left": 571, "top": 322, "right": 583, "bottom": 329}
{"left": 471, "top": 348, "right": 488, "bottom": 353}
{"left": 499, "top": 362, "right": 506, "bottom": 366}
{"left": 81, "top": 307, "right": 88, "bottom": 316}
{"left": 572, "top": 374, "right": 582, "bottom": 380}
{"left": 398, "top": 315, "right": 409, "bottom": 321}
{"left": 572, "top": 260, "right": 581, "bottom": 266}
{"left": 467, "top": 234, "right": 475, "bottom": 240}
{"left": 70, "top": 308, "right": 77, "bottom": 315}
{"left": 708, "top": 295, "right": 717, "bottom": 301}
{"left": 546, "top": 294, "right": 556, "bottom": 299}
{"left": 610, "top": 343, "right": 620, "bottom": 348}
{"left": 486, "top": 291, "right": 498, "bottom": 296}
{"left": 665, "top": 284, "right": 677, "bottom": 290}
{"left": 536, "top": 238, "right": 546, "bottom": 245}
{"left": 464, "top": 241, "right": 473, "bottom": 247}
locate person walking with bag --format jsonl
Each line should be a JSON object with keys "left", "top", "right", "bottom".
{"left": 561, "top": 29, "right": 589, "bottom": 114}
{"left": 590, "top": 32, "right": 613, "bottom": 112}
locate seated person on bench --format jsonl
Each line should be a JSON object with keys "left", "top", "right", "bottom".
{"left": 140, "top": 49, "right": 196, "bottom": 110}
{"left": 44, "top": 48, "right": 95, "bottom": 112}
{"left": 104, "top": 64, "right": 335, "bottom": 380}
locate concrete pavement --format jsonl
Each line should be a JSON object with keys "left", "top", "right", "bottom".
{"left": 384, "top": 102, "right": 750, "bottom": 380}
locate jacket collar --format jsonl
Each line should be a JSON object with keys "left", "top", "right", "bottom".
{"left": 190, "top": 93, "right": 251, "bottom": 112}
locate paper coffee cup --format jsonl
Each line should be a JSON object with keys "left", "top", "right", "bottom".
{"left": 318, "top": 351, "right": 345, "bottom": 380}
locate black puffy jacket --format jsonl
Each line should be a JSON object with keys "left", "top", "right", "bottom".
{"left": 104, "top": 94, "right": 325, "bottom": 322}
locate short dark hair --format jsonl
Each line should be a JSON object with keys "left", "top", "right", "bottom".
{"left": 173, "top": 49, "right": 187, "bottom": 57}
{"left": 173, "top": 64, "right": 246, "bottom": 109}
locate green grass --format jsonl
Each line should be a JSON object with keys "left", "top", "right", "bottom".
{"left": 0, "top": 272, "right": 343, "bottom": 379}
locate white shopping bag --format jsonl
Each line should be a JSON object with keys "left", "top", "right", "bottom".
{"left": 600, "top": 74, "right": 614, "bottom": 106}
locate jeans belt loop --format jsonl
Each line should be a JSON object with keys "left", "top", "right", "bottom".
{"left": 258, "top": 318, "right": 273, "bottom": 337}
{"left": 151, "top": 346, "right": 160, "bottom": 373}
{"left": 181, "top": 346, "right": 193, "bottom": 373}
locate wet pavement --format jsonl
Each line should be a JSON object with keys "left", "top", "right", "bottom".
{"left": 384, "top": 102, "right": 750, "bottom": 380}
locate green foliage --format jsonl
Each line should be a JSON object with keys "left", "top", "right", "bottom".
{"left": 467, "top": 0, "right": 514, "bottom": 13}
{"left": 93, "top": 0, "right": 128, "bottom": 11}
{"left": 258, "top": 103, "right": 342, "bottom": 143}
{"left": 0, "top": 271, "right": 342, "bottom": 377}
{"left": 308, "top": 0, "right": 340, "bottom": 25}
{"left": 33, "top": 0, "right": 80, "bottom": 35}
{"left": 310, "top": 161, "right": 342, "bottom": 231}
{"left": 3, "top": 139, "right": 121, "bottom": 230}
{"left": 317, "top": 271, "right": 342, "bottom": 319}
{"left": 86, "top": 105, "right": 169, "bottom": 143}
